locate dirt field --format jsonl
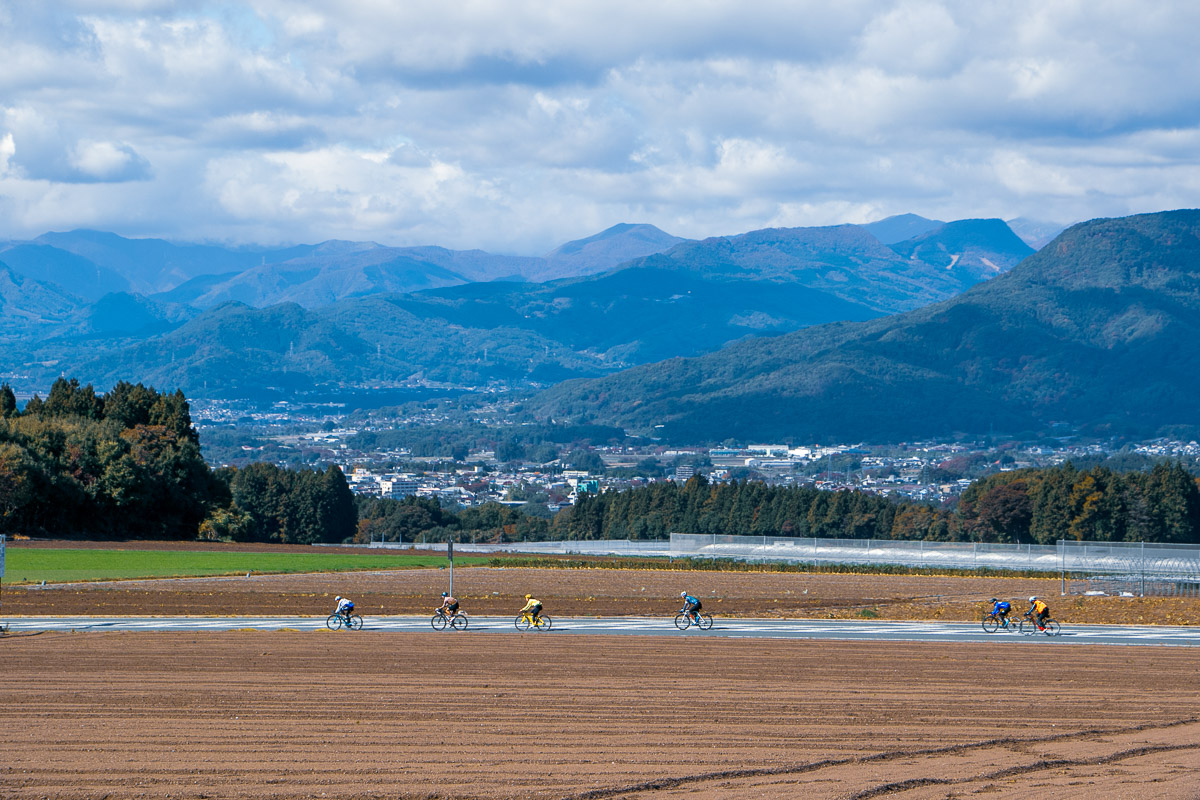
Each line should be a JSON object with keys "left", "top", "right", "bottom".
{"left": 6, "top": 545, "right": 1200, "bottom": 799}
{"left": 8, "top": 563, "right": 1200, "bottom": 626}
{"left": 3, "top": 631, "right": 1200, "bottom": 800}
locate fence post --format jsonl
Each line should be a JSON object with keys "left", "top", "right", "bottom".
{"left": 1141, "top": 541, "right": 1145, "bottom": 597}
{"left": 1059, "top": 540, "right": 1065, "bottom": 595}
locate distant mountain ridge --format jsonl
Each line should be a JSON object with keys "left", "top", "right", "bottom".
{"left": 3, "top": 215, "right": 1039, "bottom": 400}
{"left": 862, "top": 213, "right": 945, "bottom": 244}
{"left": 0, "top": 224, "right": 690, "bottom": 308}
{"left": 617, "top": 219, "right": 1031, "bottom": 314}
{"left": 530, "top": 209, "right": 1200, "bottom": 442}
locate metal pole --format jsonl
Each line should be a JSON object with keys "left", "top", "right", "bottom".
{"left": 1059, "top": 540, "right": 1065, "bottom": 595}
{"left": 1, "top": 534, "right": 6, "bottom": 632}
{"left": 448, "top": 540, "right": 454, "bottom": 597}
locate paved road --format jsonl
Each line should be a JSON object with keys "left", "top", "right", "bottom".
{"left": 6, "top": 616, "right": 1200, "bottom": 646}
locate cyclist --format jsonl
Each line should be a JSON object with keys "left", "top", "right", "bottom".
{"left": 680, "top": 591, "right": 703, "bottom": 626}
{"left": 1028, "top": 596, "right": 1050, "bottom": 629}
{"left": 437, "top": 591, "right": 460, "bottom": 619}
{"left": 334, "top": 595, "right": 355, "bottom": 623}
{"left": 520, "top": 594, "right": 544, "bottom": 625}
{"left": 989, "top": 597, "right": 1012, "bottom": 627}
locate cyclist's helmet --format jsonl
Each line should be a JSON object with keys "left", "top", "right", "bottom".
{"left": 681, "top": 591, "right": 688, "bottom": 597}
{"left": 990, "top": 598, "right": 998, "bottom": 603}
{"left": 525, "top": 594, "right": 532, "bottom": 599}
{"left": 335, "top": 596, "right": 342, "bottom": 602}
{"left": 441, "top": 592, "right": 448, "bottom": 597}
{"left": 1029, "top": 596, "right": 1037, "bottom": 602}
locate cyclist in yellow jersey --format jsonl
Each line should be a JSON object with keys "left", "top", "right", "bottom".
{"left": 520, "top": 594, "right": 544, "bottom": 624}
{"left": 1028, "top": 596, "right": 1050, "bottom": 629}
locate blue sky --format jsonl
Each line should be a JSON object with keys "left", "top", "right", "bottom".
{"left": 2, "top": 0, "right": 1198, "bottom": 253}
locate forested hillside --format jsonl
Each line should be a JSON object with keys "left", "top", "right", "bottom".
{"left": 532, "top": 209, "right": 1200, "bottom": 442}
{"left": 0, "top": 379, "right": 355, "bottom": 543}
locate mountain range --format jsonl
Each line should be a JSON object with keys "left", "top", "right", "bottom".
{"left": 531, "top": 209, "right": 1200, "bottom": 442}
{"left": 0, "top": 216, "right": 1042, "bottom": 398}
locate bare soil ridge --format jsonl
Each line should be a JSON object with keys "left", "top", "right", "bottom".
{"left": 4, "top": 633, "right": 1200, "bottom": 800}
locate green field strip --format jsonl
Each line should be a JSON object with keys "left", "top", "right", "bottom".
{"left": 3, "top": 548, "right": 483, "bottom": 583}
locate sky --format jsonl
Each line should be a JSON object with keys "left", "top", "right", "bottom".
{"left": 2, "top": 0, "right": 1199, "bottom": 254}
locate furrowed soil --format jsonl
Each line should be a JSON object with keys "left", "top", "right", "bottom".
{"left": 6, "top": 541, "right": 1200, "bottom": 798}
{"left": 8, "top": 559, "right": 1200, "bottom": 625}
{"left": 4, "top": 632, "right": 1200, "bottom": 800}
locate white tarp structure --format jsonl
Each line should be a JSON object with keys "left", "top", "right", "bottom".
{"left": 669, "top": 533, "right": 1058, "bottom": 571}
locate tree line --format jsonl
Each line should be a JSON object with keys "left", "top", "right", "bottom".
{"left": 548, "top": 465, "right": 1200, "bottom": 544}
{"left": 358, "top": 463, "right": 1200, "bottom": 546}
{"left": 0, "top": 379, "right": 355, "bottom": 543}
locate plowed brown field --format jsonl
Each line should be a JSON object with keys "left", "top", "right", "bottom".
{"left": 3, "top": 632, "right": 1200, "bottom": 800}
{"left": 6, "top": 543, "right": 1200, "bottom": 798}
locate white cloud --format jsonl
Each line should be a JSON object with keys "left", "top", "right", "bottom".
{"left": 1, "top": 1, "right": 1200, "bottom": 249}
{"left": 68, "top": 139, "right": 152, "bottom": 181}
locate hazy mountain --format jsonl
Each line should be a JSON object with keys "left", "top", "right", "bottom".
{"left": 0, "top": 262, "right": 84, "bottom": 328}
{"left": 861, "top": 213, "right": 945, "bottom": 244}
{"left": 32, "top": 229, "right": 299, "bottom": 293}
{"left": 15, "top": 225, "right": 684, "bottom": 308}
{"left": 538, "top": 223, "right": 688, "bottom": 281}
{"left": 888, "top": 218, "right": 1035, "bottom": 284}
{"left": 60, "top": 265, "right": 878, "bottom": 395}
{"left": 616, "top": 222, "right": 1024, "bottom": 314}
{"left": 68, "top": 299, "right": 610, "bottom": 394}
{"left": 4, "top": 216, "right": 1037, "bottom": 398}
{"left": 68, "top": 292, "right": 194, "bottom": 337}
{"left": 171, "top": 244, "right": 472, "bottom": 308}
{"left": 1006, "top": 217, "right": 1070, "bottom": 249}
{"left": 8, "top": 219, "right": 1018, "bottom": 315}
{"left": 0, "top": 244, "right": 131, "bottom": 301}
{"left": 531, "top": 210, "right": 1200, "bottom": 443}
{"left": 340, "top": 267, "right": 881, "bottom": 365}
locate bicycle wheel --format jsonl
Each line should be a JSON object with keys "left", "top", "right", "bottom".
{"left": 697, "top": 614, "right": 713, "bottom": 630}
{"left": 1018, "top": 618, "right": 1036, "bottom": 635}
{"left": 982, "top": 614, "right": 999, "bottom": 633}
{"left": 674, "top": 613, "right": 691, "bottom": 630}
{"left": 536, "top": 615, "right": 552, "bottom": 631}
{"left": 451, "top": 613, "right": 469, "bottom": 631}
{"left": 326, "top": 614, "right": 343, "bottom": 631}
{"left": 431, "top": 613, "right": 448, "bottom": 631}
{"left": 1042, "top": 619, "right": 1061, "bottom": 636}
{"left": 515, "top": 614, "right": 531, "bottom": 631}
{"left": 348, "top": 615, "right": 363, "bottom": 631}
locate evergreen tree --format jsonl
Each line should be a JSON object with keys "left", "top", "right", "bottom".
{"left": 0, "top": 384, "right": 17, "bottom": 418}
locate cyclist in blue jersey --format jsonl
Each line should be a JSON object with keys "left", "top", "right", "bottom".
{"left": 680, "top": 591, "right": 703, "bottom": 626}
{"left": 989, "top": 597, "right": 1012, "bottom": 628}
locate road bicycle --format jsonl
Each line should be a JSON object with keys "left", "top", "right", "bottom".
{"left": 1018, "top": 612, "right": 1061, "bottom": 636}
{"left": 431, "top": 609, "right": 469, "bottom": 631}
{"left": 326, "top": 612, "right": 363, "bottom": 631}
{"left": 674, "top": 610, "right": 714, "bottom": 630}
{"left": 981, "top": 612, "right": 1018, "bottom": 633}
{"left": 514, "top": 611, "right": 553, "bottom": 631}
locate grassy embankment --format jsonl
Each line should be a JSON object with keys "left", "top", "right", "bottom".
{"left": 3, "top": 548, "right": 478, "bottom": 584}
